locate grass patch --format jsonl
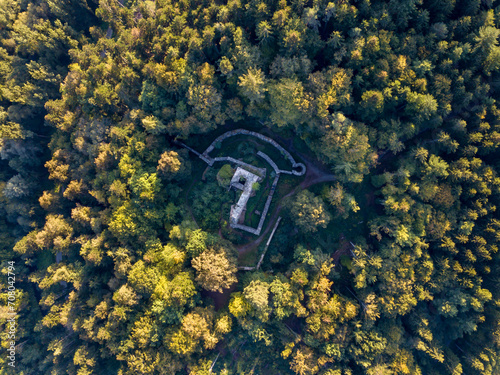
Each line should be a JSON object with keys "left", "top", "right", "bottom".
{"left": 211, "top": 135, "right": 294, "bottom": 171}
{"left": 276, "top": 174, "right": 299, "bottom": 198}
{"left": 184, "top": 119, "right": 266, "bottom": 152}
{"left": 246, "top": 186, "right": 271, "bottom": 228}
{"left": 238, "top": 247, "right": 259, "bottom": 267}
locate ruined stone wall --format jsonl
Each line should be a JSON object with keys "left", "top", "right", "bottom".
{"left": 202, "top": 129, "right": 305, "bottom": 176}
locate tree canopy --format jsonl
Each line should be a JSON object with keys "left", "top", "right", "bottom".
{"left": 2, "top": 0, "right": 500, "bottom": 374}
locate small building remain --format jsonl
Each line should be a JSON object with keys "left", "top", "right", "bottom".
{"left": 229, "top": 167, "right": 262, "bottom": 225}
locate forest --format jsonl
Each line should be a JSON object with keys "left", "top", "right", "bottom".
{"left": 1, "top": 0, "right": 500, "bottom": 374}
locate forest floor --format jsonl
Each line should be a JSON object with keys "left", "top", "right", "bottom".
{"left": 331, "top": 235, "right": 353, "bottom": 265}
{"left": 203, "top": 282, "right": 238, "bottom": 310}
{"left": 184, "top": 175, "right": 200, "bottom": 228}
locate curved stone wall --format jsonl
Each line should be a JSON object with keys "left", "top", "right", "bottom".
{"left": 202, "top": 129, "right": 306, "bottom": 176}
{"left": 257, "top": 151, "right": 280, "bottom": 174}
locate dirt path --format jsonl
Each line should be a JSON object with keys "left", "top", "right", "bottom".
{"left": 260, "top": 128, "right": 336, "bottom": 187}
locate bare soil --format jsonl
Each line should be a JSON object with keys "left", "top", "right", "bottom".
{"left": 202, "top": 282, "right": 237, "bottom": 310}
{"left": 331, "top": 234, "right": 353, "bottom": 265}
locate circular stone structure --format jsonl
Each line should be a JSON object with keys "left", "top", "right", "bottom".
{"left": 292, "top": 163, "right": 306, "bottom": 176}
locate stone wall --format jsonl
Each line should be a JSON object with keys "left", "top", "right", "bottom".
{"left": 231, "top": 223, "right": 260, "bottom": 235}
{"left": 257, "top": 151, "right": 280, "bottom": 174}
{"left": 213, "top": 156, "right": 266, "bottom": 177}
{"left": 202, "top": 129, "right": 306, "bottom": 176}
{"left": 257, "top": 151, "right": 305, "bottom": 175}
{"left": 229, "top": 174, "right": 279, "bottom": 236}
{"left": 255, "top": 174, "right": 280, "bottom": 234}
{"left": 174, "top": 141, "right": 201, "bottom": 157}
{"left": 256, "top": 216, "right": 282, "bottom": 270}
{"left": 229, "top": 167, "right": 261, "bottom": 226}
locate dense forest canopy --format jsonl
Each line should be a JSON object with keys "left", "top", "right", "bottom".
{"left": 1, "top": 0, "right": 500, "bottom": 374}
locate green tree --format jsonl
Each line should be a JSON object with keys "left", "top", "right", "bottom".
{"left": 314, "top": 113, "right": 375, "bottom": 182}
{"left": 238, "top": 68, "right": 267, "bottom": 104}
{"left": 288, "top": 190, "right": 331, "bottom": 233}
{"left": 268, "top": 78, "right": 308, "bottom": 128}
{"left": 192, "top": 248, "right": 237, "bottom": 293}
{"left": 216, "top": 164, "right": 234, "bottom": 188}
